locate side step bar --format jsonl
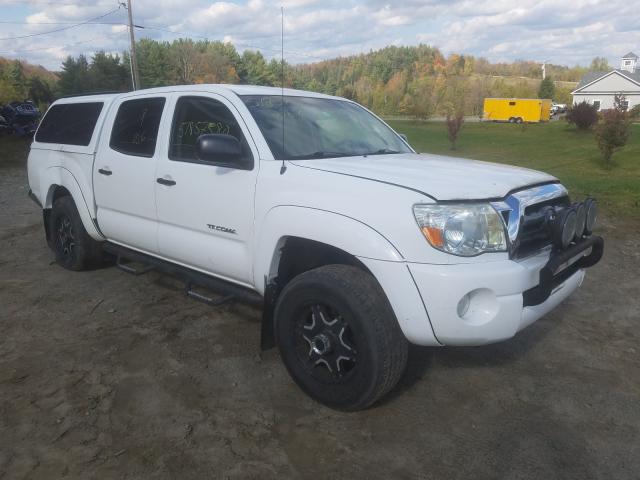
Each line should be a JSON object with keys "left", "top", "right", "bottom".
{"left": 116, "top": 255, "right": 155, "bottom": 275}
{"left": 103, "top": 242, "right": 263, "bottom": 308}
{"left": 185, "top": 282, "right": 235, "bottom": 306}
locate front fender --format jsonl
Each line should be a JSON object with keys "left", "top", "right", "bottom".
{"left": 253, "top": 205, "right": 440, "bottom": 346}
{"left": 253, "top": 205, "right": 404, "bottom": 292}
{"left": 42, "top": 167, "right": 103, "bottom": 240}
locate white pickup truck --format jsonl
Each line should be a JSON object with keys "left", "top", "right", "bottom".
{"left": 27, "top": 85, "right": 603, "bottom": 410}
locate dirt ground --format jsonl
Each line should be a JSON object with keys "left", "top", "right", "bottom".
{"left": 1, "top": 162, "right": 639, "bottom": 480}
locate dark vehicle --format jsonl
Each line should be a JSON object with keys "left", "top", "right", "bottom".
{"left": 0, "top": 101, "right": 41, "bottom": 137}
{"left": 0, "top": 113, "right": 10, "bottom": 135}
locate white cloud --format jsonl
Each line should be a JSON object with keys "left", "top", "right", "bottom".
{"left": 0, "top": 0, "right": 638, "bottom": 70}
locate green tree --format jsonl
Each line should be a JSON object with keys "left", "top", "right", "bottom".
{"left": 238, "top": 51, "right": 275, "bottom": 86}
{"left": 5, "top": 60, "right": 27, "bottom": 99}
{"left": 88, "top": 52, "right": 129, "bottom": 92}
{"left": 594, "top": 94, "right": 632, "bottom": 167}
{"left": 57, "top": 55, "right": 90, "bottom": 96}
{"left": 27, "top": 77, "right": 54, "bottom": 107}
{"left": 590, "top": 57, "right": 610, "bottom": 72}
{"left": 538, "top": 76, "right": 555, "bottom": 99}
{"left": 197, "top": 41, "right": 241, "bottom": 84}
{"left": 170, "top": 39, "right": 200, "bottom": 84}
{"left": 554, "top": 85, "right": 573, "bottom": 105}
{"left": 135, "top": 39, "right": 172, "bottom": 88}
{"left": 0, "top": 77, "right": 20, "bottom": 104}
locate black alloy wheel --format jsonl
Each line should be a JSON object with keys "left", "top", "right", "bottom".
{"left": 55, "top": 214, "right": 76, "bottom": 261}
{"left": 274, "top": 264, "right": 408, "bottom": 411}
{"left": 295, "top": 302, "right": 357, "bottom": 384}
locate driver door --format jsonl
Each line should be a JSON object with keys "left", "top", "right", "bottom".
{"left": 154, "top": 93, "right": 259, "bottom": 286}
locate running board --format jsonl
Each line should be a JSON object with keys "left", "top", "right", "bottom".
{"left": 116, "top": 255, "right": 155, "bottom": 275}
{"left": 103, "top": 243, "right": 262, "bottom": 308}
{"left": 186, "top": 282, "right": 235, "bottom": 306}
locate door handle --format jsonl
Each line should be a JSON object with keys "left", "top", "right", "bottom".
{"left": 98, "top": 168, "right": 112, "bottom": 176}
{"left": 156, "top": 177, "right": 176, "bottom": 186}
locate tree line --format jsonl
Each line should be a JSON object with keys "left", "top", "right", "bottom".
{"left": 0, "top": 57, "right": 56, "bottom": 107}
{"left": 3, "top": 41, "right": 610, "bottom": 118}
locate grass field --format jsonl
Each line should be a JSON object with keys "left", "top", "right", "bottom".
{"left": 388, "top": 120, "right": 640, "bottom": 218}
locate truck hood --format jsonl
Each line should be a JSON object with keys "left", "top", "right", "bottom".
{"left": 290, "top": 153, "right": 557, "bottom": 200}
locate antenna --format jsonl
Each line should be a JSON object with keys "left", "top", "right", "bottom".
{"left": 280, "top": 6, "right": 287, "bottom": 175}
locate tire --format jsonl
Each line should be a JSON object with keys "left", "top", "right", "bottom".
{"left": 508, "top": 117, "right": 515, "bottom": 123}
{"left": 274, "top": 264, "right": 408, "bottom": 411}
{"left": 49, "top": 196, "right": 103, "bottom": 271}
{"left": 515, "top": 117, "right": 523, "bottom": 124}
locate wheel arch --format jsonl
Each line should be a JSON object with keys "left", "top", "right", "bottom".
{"left": 255, "top": 206, "right": 405, "bottom": 350}
{"left": 254, "top": 205, "right": 403, "bottom": 294}
{"left": 41, "top": 167, "right": 103, "bottom": 241}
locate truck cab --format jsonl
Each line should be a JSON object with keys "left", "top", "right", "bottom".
{"left": 27, "top": 85, "right": 603, "bottom": 410}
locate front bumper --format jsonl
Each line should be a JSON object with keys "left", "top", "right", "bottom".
{"left": 407, "top": 236, "right": 603, "bottom": 346}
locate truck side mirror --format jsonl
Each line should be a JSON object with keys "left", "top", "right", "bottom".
{"left": 195, "top": 134, "right": 252, "bottom": 170}
{"left": 399, "top": 133, "right": 409, "bottom": 143}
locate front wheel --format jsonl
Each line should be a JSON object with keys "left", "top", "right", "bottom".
{"left": 274, "top": 265, "right": 408, "bottom": 411}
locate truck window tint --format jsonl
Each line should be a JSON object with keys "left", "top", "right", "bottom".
{"left": 110, "top": 97, "right": 165, "bottom": 157}
{"left": 169, "top": 96, "right": 251, "bottom": 163}
{"left": 35, "top": 102, "right": 103, "bottom": 146}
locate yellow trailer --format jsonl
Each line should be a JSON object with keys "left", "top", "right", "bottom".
{"left": 483, "top": 98, "right": 552, "bottom": 123}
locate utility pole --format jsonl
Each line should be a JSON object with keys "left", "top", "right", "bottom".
{"left": 541, "top": 59, "right": 549, "bottom": 80}
{"left": 124, "top": 0, "right": 140, "bottom": 90}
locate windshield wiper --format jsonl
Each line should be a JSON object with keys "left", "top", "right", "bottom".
{"left": 288, "top": 151, "right": 352, "bottom": 160}
{"left": 364, "top": 148, "right": 402, "bottom": 156}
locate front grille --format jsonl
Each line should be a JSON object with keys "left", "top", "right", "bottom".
{"left": 492, "top": 183, "right": 570, "bottom": 259}
{"left": 515, "top": 196, "right": 570, "bottom": 258}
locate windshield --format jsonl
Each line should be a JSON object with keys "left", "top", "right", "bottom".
{"left": 240, "top": 95, "right": 412, "bottom": 160}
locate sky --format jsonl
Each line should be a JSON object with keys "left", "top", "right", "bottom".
{"left": 0, "top": 0, "right": 639, "bottom": 71}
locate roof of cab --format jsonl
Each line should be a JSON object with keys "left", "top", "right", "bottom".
{"left": 53, "top": 84, "right": 343, "bottom": 104}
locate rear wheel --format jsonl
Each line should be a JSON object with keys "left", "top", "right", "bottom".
{"left": 274, "top": 264, "right": 408, "bottom": 411}
{"left": 515, "top": 117, "right": 524, "bottom": 124}
{"left": 49, "top": 196, "right": 103, "bottom": 270}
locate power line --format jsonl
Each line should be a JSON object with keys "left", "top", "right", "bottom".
{"left": 0, "top": 1, "right": 101, "bottom": 5}
{"left": 0, "top": 6, "right": 122, "bottom": 41}
{"left": 0, "top": 37, "right": 100, "bottom": 55}
{"left": 0, "top": 21, "right": 126, "bottom": 25}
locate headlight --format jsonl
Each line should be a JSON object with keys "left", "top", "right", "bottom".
{"left": 413, "top": 204, "right": 507, "bottom": 256}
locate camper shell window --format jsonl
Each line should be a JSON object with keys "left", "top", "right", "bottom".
{"left": 35, "top": 102, "right": 104, "bottom": 146}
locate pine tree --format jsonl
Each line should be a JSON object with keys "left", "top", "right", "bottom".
{"left": 538, "top": 76, "right": 555, "bottom": 100}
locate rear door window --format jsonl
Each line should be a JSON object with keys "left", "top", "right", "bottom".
{"left": 110, "top": 97, "right": 166, "bottom": 157}
{"left": 35, "top": 102, "right": 104, "bottom": 146}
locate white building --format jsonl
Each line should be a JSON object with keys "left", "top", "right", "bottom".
{"left": 572, "top": 52, "right": 640, "bottom": 110}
